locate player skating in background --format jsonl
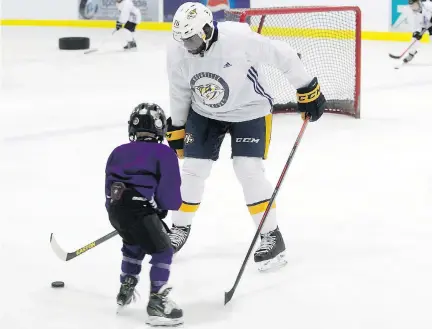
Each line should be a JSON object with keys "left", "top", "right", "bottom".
{"left": 165, "top": 2, "right": 326, "bottom": 271}
{"left": 402, "top": 0, "right": 432, "bottom": 63}
{"left": 105, "top": 103, "right": 183, "bottom": 327}
{"left": 115, "top": 0, "right": 141, "bottom": 50}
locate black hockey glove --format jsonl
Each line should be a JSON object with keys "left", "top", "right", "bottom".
{"left": 296, "top": 77, "right": 327, "bottom": 122}
{"left": 115, "top": 21, "right": 122, "bottom": 31}
{"left": 166, "top": 117, "right": 185, "bottom": 159}
{"left": 413, "top": 30, "right": 423, "bottom": 40}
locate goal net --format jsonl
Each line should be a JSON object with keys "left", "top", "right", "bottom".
{"left": 224, "top": 6, "right": 361, "bottom": 118}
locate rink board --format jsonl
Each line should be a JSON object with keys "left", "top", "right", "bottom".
{"left": 0, "top": 19, "right": 430, "bottom": 42}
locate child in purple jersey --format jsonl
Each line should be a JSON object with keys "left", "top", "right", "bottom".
{"left": 105, "top": 103, "right": 183, "bottom": 327}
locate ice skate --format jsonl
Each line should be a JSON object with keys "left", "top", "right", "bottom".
{"left": 123, "top": 40, "right": 137, "bottom": 51}
{"left": 116, "top": 275, "right": 139, "bottom": 313}
{"left": 254, "top": 226, "right": 287, "bottom": 272}
{"left": 168, "top": 225, "right": 191, "bottom": 253}
{"left": 403, "top": 50, "right": 417, "bottom": 63}
{"left": 146, "top": 285, "right": 184, "bottom": 327}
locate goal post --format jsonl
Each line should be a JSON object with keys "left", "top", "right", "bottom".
{"left": 225, "top": 6, "right": 362, "bottom": 118}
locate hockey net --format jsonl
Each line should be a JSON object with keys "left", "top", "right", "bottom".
{"left": 225, "top": 6, "right": 361, "bottom": 118}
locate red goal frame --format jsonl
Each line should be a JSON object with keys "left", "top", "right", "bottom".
{"left": 226, "top": 6, "right": 362, "bottom": 119}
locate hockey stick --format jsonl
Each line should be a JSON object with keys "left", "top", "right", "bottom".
{"left": 84, "top": 30, "right": 118, "bottom": 54}
{"left": 389, "top": 28, "right": 426, "bottom": 59}
{"left": 50, "top": 230, "right": 118, "bottom": 261}
{"left": 224, "top": 118, "right": 310, "bottom": 305}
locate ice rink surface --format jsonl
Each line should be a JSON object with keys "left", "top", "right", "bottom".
{"left": 1, "top": 26, "right": 432, "bottom": 329}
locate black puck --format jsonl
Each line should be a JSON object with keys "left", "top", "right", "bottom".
{"left": 51, "top": 281, "right": 65, "bottom": 288}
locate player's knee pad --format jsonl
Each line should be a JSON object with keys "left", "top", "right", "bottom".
{"left": 232, "top": 156, "right": 265, "bottom": 183}
{"left": 182, "top": 158, "right": 213, "bottom": 180}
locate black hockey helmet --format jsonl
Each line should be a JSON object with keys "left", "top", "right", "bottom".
{"left": 128, "top": 103, "right": 167, "bottom": 142}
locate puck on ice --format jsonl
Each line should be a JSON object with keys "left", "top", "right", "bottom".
{"left": 51, "top": 281, "right": 65, "bottom": 288}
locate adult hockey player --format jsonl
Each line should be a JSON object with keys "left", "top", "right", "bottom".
{"left": 165, "top": 2, "right": 326, "bottom": 271}
{"left": 105, "top": 103, "right": 183, "bottom": 326}
{"left": 115, "top": 0, "right": 141, "bottom": 50}
{"left": 403, "top": 0, "right": 432, "bottom": 63}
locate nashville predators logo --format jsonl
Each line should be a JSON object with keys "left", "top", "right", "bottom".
{"left": 194, "top": 83, "right": 224, "bottom": 102}
{"left": 187, "top": 8, "right": 197, "bottom": 19}
{"left": 190, "top": 72, "right": 230, "bottom": 108}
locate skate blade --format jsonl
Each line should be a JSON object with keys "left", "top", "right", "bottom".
{"left": 256, "top": 251, "right": 287, "bottom": 272}
{"left": 146, "top": 316, "right": 184, "bottom": 327}
{"left": 116, "top": 303, "right": 128, "bottom": 315}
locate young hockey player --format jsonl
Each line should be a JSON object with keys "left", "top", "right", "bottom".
{"left": 165, "top": 2, "right": 326, "bottom": 271}
{"left": 105, "top": 103, "right": 183, "bottom": 326}
{"left": 115, "top": 0, "right": 141, "bottom": 50}
{"left": 403, "top": 0, "right": 432, "bottom": 63}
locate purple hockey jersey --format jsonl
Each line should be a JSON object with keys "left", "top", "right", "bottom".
{"left": 105, "top": 141, "right": 182, "bottom": 210}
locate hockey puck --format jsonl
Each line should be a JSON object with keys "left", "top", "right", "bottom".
{"left": 59, "top": 37, "right": 90, "bottom": 50}
{"left": 51, "top": 281, "right": 65, "bottom": 288}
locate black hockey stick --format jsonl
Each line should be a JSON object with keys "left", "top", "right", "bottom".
{"left": 224, "top": 118, "right": 310, "bottom": 305}
{"left": 50, "top": 230, "right": 118, "bottom": 261}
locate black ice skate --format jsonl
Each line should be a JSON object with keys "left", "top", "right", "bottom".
{"left": 123, "top": 40, "right": 137, "bottom": 50}
{"left": 168, "top": 225, "right": 191, "bottom": 253}
{"left": 254, "top": 226, "right": 287, "bottom": 272}
{"left": 116, "top": 275, "right": 139, "bottom": 313}
{"left": 146, "top": 285, "right": 184, "bottom": 327}
{"left": 403, "top": 50, "right": 417, "bottom": 63}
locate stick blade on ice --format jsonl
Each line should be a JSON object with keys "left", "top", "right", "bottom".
{"left": 50, "top": 233, "right": 68, "bottom": 261}
{"left": 224, "top": 289, "right": 234, "bottom": 305}
{"left": 389, "top": 53, "right": 402, "bottom": 59}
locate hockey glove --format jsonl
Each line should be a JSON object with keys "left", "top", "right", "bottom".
{"left": 116, "top": 21, "right": 122, "bottom": 31}
{"left": 166, "top": 117, "right": 185, "bottom": 159}
{"left": 296, "top": 77, "right": 326, "bottom": 122}
{"left": 413, "top": 30, "right": 423, "bottom": 40}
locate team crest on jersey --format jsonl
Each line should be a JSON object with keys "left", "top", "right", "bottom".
{"left": 190, "top": 72, "right": 229, "bottom": 108}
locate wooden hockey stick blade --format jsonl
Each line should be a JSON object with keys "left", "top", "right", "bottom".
{"left": 50, "top": 230, "right": 119, "bottom": 261}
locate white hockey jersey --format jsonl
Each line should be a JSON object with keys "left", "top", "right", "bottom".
{"left": 116, "top": 0, "right": 142, "bottom": 24}
{"left": 413, "top": 1, "right": 432, "bottom": 33}
{"left": 167, "top": 21, "right": 312, "bottom": 126}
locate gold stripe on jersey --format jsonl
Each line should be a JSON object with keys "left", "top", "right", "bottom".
{"left": 179, "top": 201, "right": 200, "bottom": 213}
{"left": 247, "top": 199, "right": 276, "bottom": 215}
{"left": 264, "top": 114, "right": 272, "bottom": 160}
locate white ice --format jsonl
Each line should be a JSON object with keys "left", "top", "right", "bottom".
{"left": 1, "top": 27, "right": 432, "bottom": 329}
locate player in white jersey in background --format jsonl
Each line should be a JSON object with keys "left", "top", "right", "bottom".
{"left": 115, "top": 0, "right": 142, "bottom": 50}
{"left": 403, "top": 0, "right": 432, "bottom": 63}
{"left": 165, "top": 2, "right": 326, "bottom": 271}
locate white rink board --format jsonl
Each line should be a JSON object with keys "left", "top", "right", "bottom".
{"left": 2, "top": 0, "right": 388, "bottom": 32}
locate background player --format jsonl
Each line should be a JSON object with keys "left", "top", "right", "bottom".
{"left": 403, "top": 0, "right": 432, "bottom": 63}
{"left": 115, "top": 0, "right": 141, "bottom": 50}
{"left": 165, "top": 2, "right": 326, "bottom": 271}
{"left": 105, "top": 103, "right": 183, "bottom": 326}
